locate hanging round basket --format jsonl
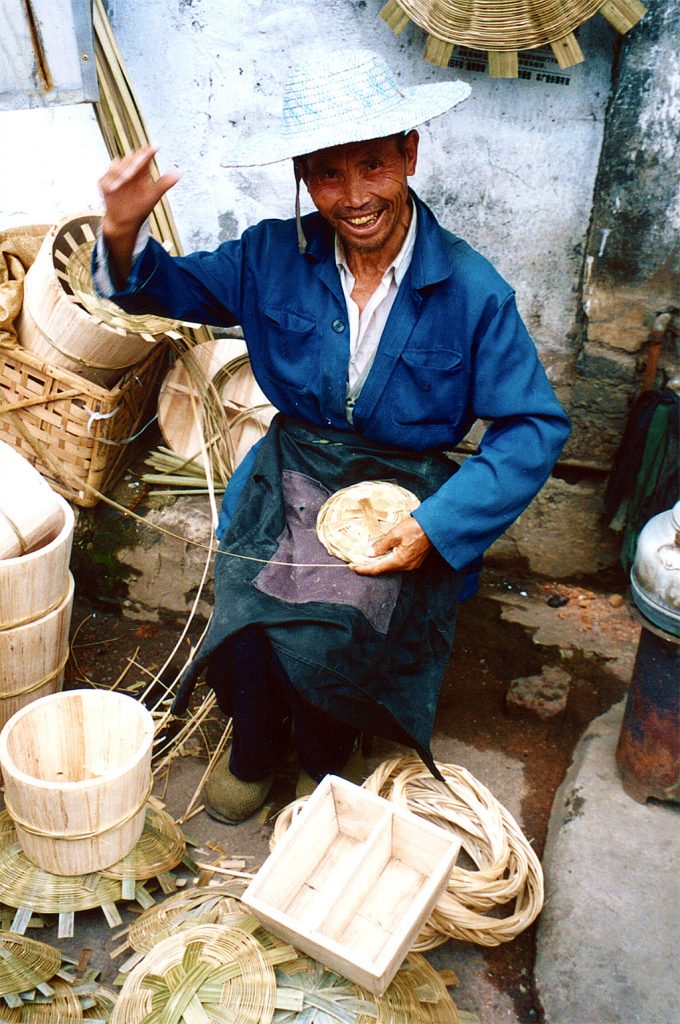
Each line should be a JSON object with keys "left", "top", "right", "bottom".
{"left": 380, "top": 0, "right": 647, "bottom": 75}
{"left": 316, "top": 480, "right": 420, "bottom": 563}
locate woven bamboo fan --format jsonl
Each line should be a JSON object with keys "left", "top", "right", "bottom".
{"left": 317, "top": 480, "right": 420, "bottom": 563}
{"left": 380, "top": 0, "right": 647, "bottom": 75}
{"left": 18, "top": 214, "right": 181, "bottom": 388}
{"left": 111, "top": 924, "right": 295, "bottom": 1024}
{"left": 124, "top": 883, "right": 248, "bottom": 956}
{"left": 272, "top": 952, "right": 460, "bottom": 1023}
{"left": 158, "top": 339, "right": 276, "bottom": 472}
{"left": 0, "top": 931, "right": 61, "bottom": 1002}
{"left": 0, "top": 810, "right": 173, "bottom": 938}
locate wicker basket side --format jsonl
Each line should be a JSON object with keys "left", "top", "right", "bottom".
{"left": 0, "top": 343, "right": 168, "bottom": 507}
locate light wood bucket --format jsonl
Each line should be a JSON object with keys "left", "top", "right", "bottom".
{"left": 0, "top": 493, "right": 74, "bottom": 630}
{"left": 0, "top": 572, "right": 74, "bottom": 739}
{"left": 0, "top": 440, "right": 64, "bottom": 560}
{"left": 0, "top": 689, "right": 154, "bottom": 875}
{"left": 17, "top": 213, "right": 177, "bottom": 388}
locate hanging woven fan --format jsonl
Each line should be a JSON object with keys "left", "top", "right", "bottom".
{"left": 381, "top": 0, "right": 647, "bottom": 76}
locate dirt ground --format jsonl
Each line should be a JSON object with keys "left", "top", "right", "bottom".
{"left": 38, "top": 563, "right": 639, "bottom": 1023}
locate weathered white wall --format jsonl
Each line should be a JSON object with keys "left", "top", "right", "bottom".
{"left": 1, "top": 0, "right": 616, "bottom": 383}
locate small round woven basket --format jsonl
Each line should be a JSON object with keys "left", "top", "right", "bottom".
{"left": 111, "top": 925, "right": 279, "bottom": 1024}
{"left": 316, "top": 480, "right": 420, "bottom": 563}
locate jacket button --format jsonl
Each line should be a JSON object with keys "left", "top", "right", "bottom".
{"left": 332, "top": 318, "right": 345, "bottom": 333}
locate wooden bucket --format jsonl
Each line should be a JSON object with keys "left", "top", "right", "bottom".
{"left": 17, "top": 213, "right": 177, "bottom": 388}
{"left": 0, "top": 493, "right": 74, "bottom": 630}
{"left": 158, "top": 339, "right": 276, "bottom": 470}
{"left": 0, "top": 689, "right": 154, "bottom": 875}
{"left": 0, "top": 440, "right": 64, "bottom": 560}
{"left": 0, "top": 572, "right": 74, "bottom": 737}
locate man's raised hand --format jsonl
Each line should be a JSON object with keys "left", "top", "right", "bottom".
{"left": 98, "top": 144, "right": 180, "bottom": 284}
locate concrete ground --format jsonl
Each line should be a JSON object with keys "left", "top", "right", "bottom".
{"left": 3, "top": 568, "right": 678, "bottom": 1023}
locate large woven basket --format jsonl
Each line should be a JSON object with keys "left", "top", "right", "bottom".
{"left": 18, "top": 213, "right": 179, "bottom": 388}
{"left": 0, "top": 690, "right": 154, "bottom": 875}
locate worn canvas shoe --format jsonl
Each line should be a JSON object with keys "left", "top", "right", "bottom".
{"left": 204, "top": 747, "right": 274, "bottom": 824}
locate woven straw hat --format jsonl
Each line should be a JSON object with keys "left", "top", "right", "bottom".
{"left": 222, "top": 47, "right": 470, "bottom": 166}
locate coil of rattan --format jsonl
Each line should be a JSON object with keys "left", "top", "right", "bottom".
{"left": 316, "top": 480, "right": 420, "bottom": 563}
{"left": 364, "top": 755, "right": 544, "bottom": 947}
{"left": 111, "top": 924, "right": 287, "bottom": 1024}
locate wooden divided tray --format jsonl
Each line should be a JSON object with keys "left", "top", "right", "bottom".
{"left": 243, "top": 775, "right": 460, "bottom": 995}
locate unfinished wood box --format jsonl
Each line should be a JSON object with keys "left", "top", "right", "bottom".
{"left": 243, "top": 775, "right": 461, "bottom": 995}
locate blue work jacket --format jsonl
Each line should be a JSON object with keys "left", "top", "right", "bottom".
{"left": 105, "top": 191, "right": 570, "bottom": 572}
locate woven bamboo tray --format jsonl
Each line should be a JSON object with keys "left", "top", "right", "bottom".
{"left": 111, "top": 924, "right": 295, "bottom": 1024}
{"left": 316, "top": 481, "right": 420, "bottom": 563}
{"left": 272, "top": 951, "right": 460, "bottom": 1023}
{"left": 381, "top": 0, "right": 647, "bottom": 74}
{"left": 0, "top": 342, "right": 167, "bottom": 507}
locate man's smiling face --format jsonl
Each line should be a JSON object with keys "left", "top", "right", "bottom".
{"left": 300, "top": 131, "right": 419, "bottom": 258}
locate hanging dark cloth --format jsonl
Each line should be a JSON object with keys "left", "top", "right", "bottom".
{"left": 174, "top": 415, "right": 467, "bottom": 775}
{"left": 604, "top": 387, "right": 680, "bottom": 572}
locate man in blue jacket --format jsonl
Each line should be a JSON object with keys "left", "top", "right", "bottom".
{"left": 96, "top": 48, "right": 570, "bottom": 822}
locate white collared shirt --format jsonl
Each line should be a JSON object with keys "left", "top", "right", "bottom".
{"left": 336, "top": 202, "right": 417, "bottom": 405}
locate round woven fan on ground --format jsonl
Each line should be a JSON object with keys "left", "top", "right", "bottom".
{"left": 380, "top": 0, "right": 647, "bottom": 73}
{"left": 272, "top": 952, "right": 459, "bottom": 1023}
{"left": 7, "top": 978, "right": 84, "bottom": 1022}
{"left": 316, "top": 480, "right": 420, "bottom": 563}
{"left": 126, "top": 883, "right": 249, "bottom": 955}
{"left": 101, "top": 804, "right": 186, "bottom": 882}
{"left": 0, "top": 931, "right": 61, "bottom": 999}
{"left": 111, "top": 925, "right": 281, "bottom": 1024}
{"left": 0, "top": 811, "right": 121, "bottom": 915}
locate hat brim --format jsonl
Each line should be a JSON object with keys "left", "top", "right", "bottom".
{"left": 220, "top": 80, "right": 471, "bottom": 167}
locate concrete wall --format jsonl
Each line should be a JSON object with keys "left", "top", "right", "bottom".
{"left": 1, "top": 0, "right": 677, "bottom": 587}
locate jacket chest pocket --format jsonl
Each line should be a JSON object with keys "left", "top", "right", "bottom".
{"left": 260, "top": 307, "right": 318, "bottom": 393}
{"left": 392, "top": 348, "right": 466, "bottom": 425}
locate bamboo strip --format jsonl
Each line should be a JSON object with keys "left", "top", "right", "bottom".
{"left": 380, "top": 0, "right": 411, "bottom": 34}
{"left": 598, "top": 0, "right": 647, "bottom": 32}
{"left": 551, "top": 31, "right": 585, "bottom": 68}
{"left": 423, "top": 35, "right": 455, "bottom": 67}
{"left": 488, "top": 51, "right": 519, "bottom": 78}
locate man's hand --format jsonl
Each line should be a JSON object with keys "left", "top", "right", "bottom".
{"left": 98, "top": 144, "right": 180, "bottom": 284}
{"left": 349, "top": 517, "right": 432, "bottom": 575}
